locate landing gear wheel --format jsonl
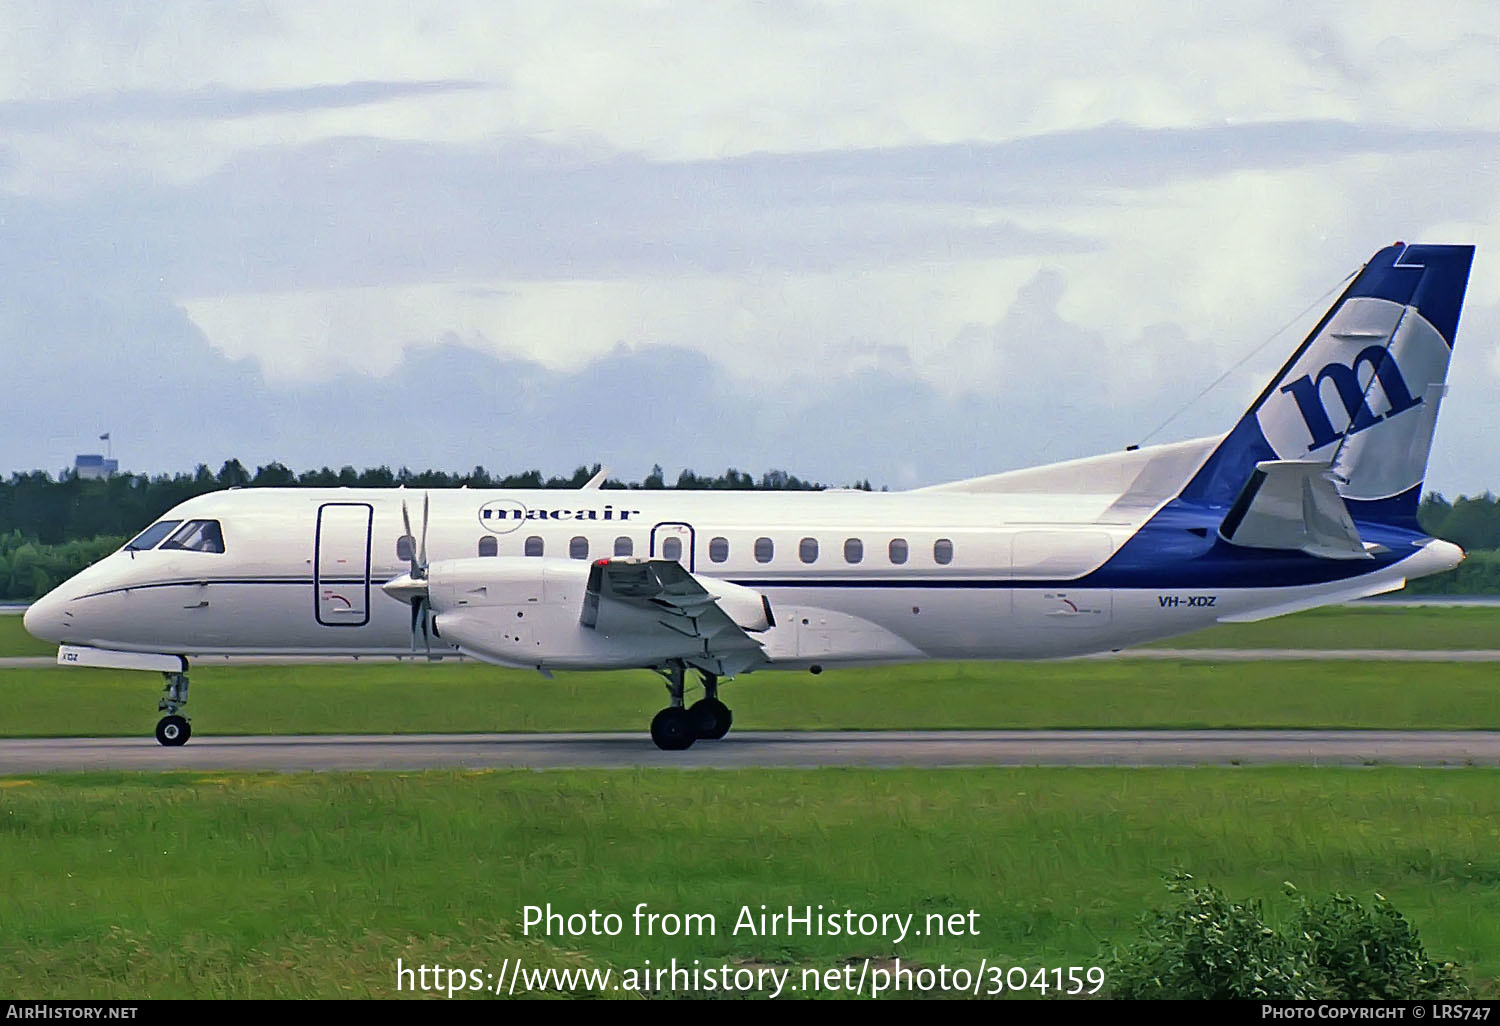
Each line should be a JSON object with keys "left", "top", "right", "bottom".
{"left": 650, "top": 707, "right": 696, "bottom": 751}
{"left": 155, "top": 715, "right": 191, "bottom": 747}
{"left": 688, "top": 698, "right": 733, "bottom": 740}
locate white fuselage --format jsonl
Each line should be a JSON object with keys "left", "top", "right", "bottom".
{"left": 22, "top": 482, "right": 1461, "bottom": 670}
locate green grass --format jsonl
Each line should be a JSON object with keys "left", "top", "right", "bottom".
{"left": 0, "top": 612, "right": 59, "bottom": 657}
{"left": 0, "top": 768, "right": 1494, "bottom": 998}
{"left": 4, "top": 658, "right": 1500, "bottom": 737}
{"left": 1151, "top": 604, "right": 1500, "bottom": 650}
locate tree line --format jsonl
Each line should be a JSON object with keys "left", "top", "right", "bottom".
{"left": 1408, "top": 492, "right": 1500, "bottom": 595}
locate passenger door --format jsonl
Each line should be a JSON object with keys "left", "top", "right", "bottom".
{"left": 315, "top": 503, "right": 373, "bottom": 626}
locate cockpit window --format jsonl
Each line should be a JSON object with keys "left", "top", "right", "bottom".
{"left": 159, "top": 519, "right": 226, "bottom": 553}
{"left": 125, "top": 520, "right": 182, "bottom": 551}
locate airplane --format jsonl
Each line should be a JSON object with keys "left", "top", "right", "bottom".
{"left": 23, "top": 242, "right": 1475, "bottom": 750}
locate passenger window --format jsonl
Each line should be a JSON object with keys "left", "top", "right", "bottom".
{"left": 709, "top": 537, "right": 729, "bottom": 562}
{"left": 844, "top": 538, "right": 863, "bottom": 564}
{"left": 477, "top": 536, "right": 498, "bottom": 557}
{"left": 662, "top": 537, "right": 683, "bottom": 561}
{"left": 614, "top": 536, "right": 634, "bottom": 557}
{"left": 889, "top": 538, "right": 908, "bottom": 564}
{"left": 160, "top": 519, "right": 225, "bottom": 553}
{"left": 525, "top": 536, "right": 544, "bottom": 557}
{"left": 799, "top": 537, "right": 819, "bottom": 563}
{"left": 398, "top": 535, "right": 416, "bottom": 561}
{"left": 570, "top": 536, "right": 589, "bottom": 560}
{"left": 754, "top": 537, "right": 774, "bottom": 563}
{"left": 125, "top": 520, "right": 182, "bottom": 551}
{"left": 934, "top": 538, "right": 954, "bottom": 565}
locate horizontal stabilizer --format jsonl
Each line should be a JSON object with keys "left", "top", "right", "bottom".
{"left": 1218, "top": 460, "right": 1370, "bottom": 560}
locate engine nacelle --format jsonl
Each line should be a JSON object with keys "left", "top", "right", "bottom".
{"left": 426, "top": 555, "right": 588, "bottom": 611}
{"left": 692, "top": 576, "right": 774, "bottom": 632}
{"left": 420, "top": 556, "right": 771, "bottom": 670}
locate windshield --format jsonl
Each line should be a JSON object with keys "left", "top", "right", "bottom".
{"left": 158, "top": 519, "right": 226, "bottom": 554}
{"left": 124, "top": 520, "right": 182, "bottom": 551}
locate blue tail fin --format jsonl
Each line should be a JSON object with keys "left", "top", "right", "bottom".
{"left": 1180, "top": 242, "right": 1475, "bottom": 526}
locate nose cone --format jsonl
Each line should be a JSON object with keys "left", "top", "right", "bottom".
{"left": 23, "top": 588, "right": 69, "bottom": 643}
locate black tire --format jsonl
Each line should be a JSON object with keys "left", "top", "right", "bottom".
{"left": 688, "top": 698, "right": 733, "bottom": 740}
{"left": 650, "top": 707, "right": 696, "bottom": 751}
{"left": 155, "top": 715, "right": 191, "bottom": 747}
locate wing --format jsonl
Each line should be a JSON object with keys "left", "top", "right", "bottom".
{"left": 581, "top": 558, "right": 771, "bottom": 677}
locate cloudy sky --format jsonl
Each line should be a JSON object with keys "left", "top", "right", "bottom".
{"left": 3, "top": 1, "right": 1498, "bottom": 493}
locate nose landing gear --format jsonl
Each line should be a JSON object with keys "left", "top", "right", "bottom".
{"left": 155, "top": 671, "right": 191, "bottom": 747}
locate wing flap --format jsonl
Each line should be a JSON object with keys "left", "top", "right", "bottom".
{"left": 583, "top": 558, "right": 771, "bottom": 667}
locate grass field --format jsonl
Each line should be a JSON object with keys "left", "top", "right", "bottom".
{"left": 1151, "top": 604, "right": 1500, "bottom": 650}
{"left": 0, "top": 612, "right": 59, "bottom": 657}
{"left": 2, "top": 657, "right": 1499, "bottom": 737}
{"left": 0, "top": 768, "right": 1493, "bottom": 998}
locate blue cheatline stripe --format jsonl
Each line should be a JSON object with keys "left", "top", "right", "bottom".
{"left": 71, "top": 577, "right": 369, "bottom": 601}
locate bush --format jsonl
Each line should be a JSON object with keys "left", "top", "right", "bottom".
{"left": 1105, "top": 874, "right": 1468, "bottom": 1000}
{"left": 1296, "top": 891, "right": 1469, "bottom": 1000}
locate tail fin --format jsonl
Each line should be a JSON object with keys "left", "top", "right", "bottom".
{"left": 1181, "top": 242, "right": 1475, "bottom": 526}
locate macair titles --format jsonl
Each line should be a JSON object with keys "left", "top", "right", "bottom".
{"left": 478, "top": 500, "right": 641, "bottom": 532}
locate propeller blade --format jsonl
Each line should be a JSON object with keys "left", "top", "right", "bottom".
{"left": 400, "top": 498, "right": 418, "bottom": 577}
{"left": 396, "top": 493, "right": 433, "bottom": 655}
{"left": 404, "top": 595, "right": 434, "bottom": 659}
{"left": 418, "top": 492, "right": 429, "bottom": 576}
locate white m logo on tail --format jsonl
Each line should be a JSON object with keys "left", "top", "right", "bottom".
{"left": 1278, "top": 345, "right": 1424, "bottom": 451}
{"left": 1257, "top": 297, "right": 1452, "bottom": 501}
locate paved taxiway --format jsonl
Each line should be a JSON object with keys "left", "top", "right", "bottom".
{"left": 4, "top": 730, "right": 1500, "bottom": 772}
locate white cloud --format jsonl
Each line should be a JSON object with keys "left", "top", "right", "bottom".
{"left": 181, "top": 256, "right": 1046, "bottom": 386}
{"left": 5, "top": 1, "right": 1496, "bottom": 187}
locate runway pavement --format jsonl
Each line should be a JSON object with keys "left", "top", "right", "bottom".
{"left": 4, "top": 729, "right": 1500, "bottom": 772}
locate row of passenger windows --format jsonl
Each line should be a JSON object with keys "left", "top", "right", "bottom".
{"left": 438, "top": 535, "right": 956, "bottom": 564}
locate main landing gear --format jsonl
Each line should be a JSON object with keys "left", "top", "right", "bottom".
{"left": 155, "top": 671, "right": 191, "bottom": 747}
{"left": 650, "top": 661, "right": 733, "bottom": 751}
